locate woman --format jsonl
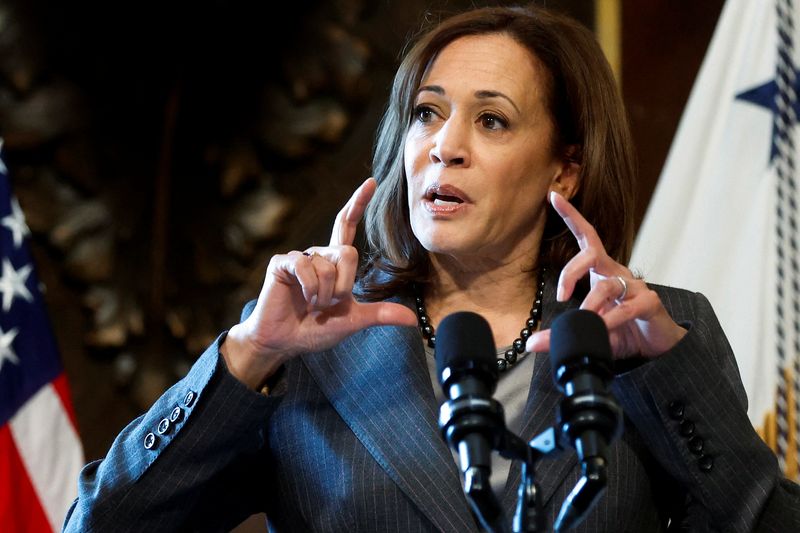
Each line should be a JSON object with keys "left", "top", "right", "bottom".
{"left": 64, "top": 5, "right": 799, "bottom": 532}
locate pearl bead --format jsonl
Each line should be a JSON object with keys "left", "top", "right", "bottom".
{"left": 414, "top": 268, "right": 545, "bottom": 372}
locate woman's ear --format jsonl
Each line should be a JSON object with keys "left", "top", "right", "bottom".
{"left": 549, "top": 144, "right": 581, "bottom": 200}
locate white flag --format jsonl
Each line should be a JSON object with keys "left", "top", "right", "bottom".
{"left": 629, "top": 0, "right": 799, "bottom": 478}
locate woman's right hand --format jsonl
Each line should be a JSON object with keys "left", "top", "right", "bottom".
{"left": 221, "top": 177, "right": 418, "bottom": 390}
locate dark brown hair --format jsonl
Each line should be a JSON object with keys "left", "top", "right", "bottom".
{"left": 358, "top": 5, "right": 636, "bottom": 300}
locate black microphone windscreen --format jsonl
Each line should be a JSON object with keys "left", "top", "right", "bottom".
{"left": 549, "top": 309, "right": 612, "bottom": 369}
{"left": 435, "top": 311, "right": 496, "bottom": 379}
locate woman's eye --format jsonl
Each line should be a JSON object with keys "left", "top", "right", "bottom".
{"left": 480, "top": 113, "right": 508, "bottom": 130}
{"left": 413, "top": 105, "right": 435, "bottom": 123}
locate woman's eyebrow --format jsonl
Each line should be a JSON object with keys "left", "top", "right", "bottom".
{"left": 416, "top": 85, "right": 520, "bottom": 114}
{"left": 417, "top": 85, "right": 444, "bottom": 95}
{"left": 475, "top": 90, "right": 520, "bottom": 114}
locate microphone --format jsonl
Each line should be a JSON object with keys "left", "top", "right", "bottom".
{"left": 436, "top": 311, "right": 508, "bottom": 533}
{"left": 549, "top": 309, "right": 623, "bottom": 531}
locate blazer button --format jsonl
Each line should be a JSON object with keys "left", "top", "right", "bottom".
{"left": 688, "top": 436, "right": 704, "bottom": 455}
{"left": 698, "top": 455, "right": 714, "bottom": 472}
{"left": 183, "top": 390, "right": 196, "bottom": 407}
{"left": 679, "top": 419, "right": 695, "bottom": 437}
{"left": 157, "top": 418, "right": 171, "bottom": 435}
{"left": 668, "top": 401, "right": 685, "bottom": 420}
{"left": 170, "top": 406, "right": 183, "bottom": 423}
{"left": 144, "top": 432, "right": 157, "bottom": 450}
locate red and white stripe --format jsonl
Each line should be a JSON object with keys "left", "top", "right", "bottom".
{"left": 0, "top": 375, "right": 83, "bottom": 532}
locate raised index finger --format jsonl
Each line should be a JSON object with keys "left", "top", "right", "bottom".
{"left": 550, "top": 191, "right": 602, "bottom": 251}
{"left": 330, "top": 177, "right": 377, "bottom": 247}
{"left": 550, "top": 190, "right": 624, "bottom": 301}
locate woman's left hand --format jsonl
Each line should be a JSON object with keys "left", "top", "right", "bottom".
{"left": 526, "top": 192, "right": 687, "bottom": 359}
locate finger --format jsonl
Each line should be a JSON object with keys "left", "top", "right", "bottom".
{"left": 273, "top": 252, "right": 320, "bottom": 305}
{"left": 550, "top": 191, "right": 603, "bottom": 251}
{"left": 600, "top": 287, "right": 660, "bottom": 331}
{"left": 550, "top": 192, "right": 623, "bottom": 302}
{"left": 330, "top": 177, "right": 378, "bottom": 247}
{"left": 557, "top": 248, "right": 601, "bottom": 302}
{"left": 331, "top": 246, "right": 358, "bottom": 300}
{"left": 353, "top": 301, "right": 418, "bottom": 330}
{"left": 525, "top": 329, "right": 551, "bottom": 353}
{"left": 306, "top": 253, "right": 337, "bottom": 308}
{"left": 579, "top": 276, "right": 628, "bottom": 313}
{"left": 304, "top": 245, "right": 360, "bottom": 302}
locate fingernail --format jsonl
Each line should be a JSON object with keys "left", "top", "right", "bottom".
{"left": 549, "top": 191, "right": 557, "bottom": 205}
{"left": 310, "top": 295, "right": 318, "bottom": 306}
{"left": 526, "top": 333, "right": 540, "bottom": 352}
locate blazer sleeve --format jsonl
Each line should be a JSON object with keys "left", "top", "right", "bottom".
{"left": 62, "top": 302, "right": 281, "bottom": 532}
{"left": 611, "top": 288, "right": 800, "bottom": 532}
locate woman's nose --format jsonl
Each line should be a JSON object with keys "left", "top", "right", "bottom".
{"left": 429, "top": 118, "right": 470, "bottom": 167}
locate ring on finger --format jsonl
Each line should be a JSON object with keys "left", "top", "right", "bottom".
{"left": 614, "top": 275, "right": 628, "bottom": 305}
{"left": 302, "top": 250, "right": 318, "bottom": 259}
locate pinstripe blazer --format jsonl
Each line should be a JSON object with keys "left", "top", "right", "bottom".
{"left": 63, "top": 279, "right": 800, "bottom": 532}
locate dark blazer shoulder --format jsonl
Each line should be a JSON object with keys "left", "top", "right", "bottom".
{"left": 646, "top": 282, "right": 716, "bottom": 326}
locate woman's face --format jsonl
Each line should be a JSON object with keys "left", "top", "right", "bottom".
{"left": 404, "top": 33, "right": 576, "bottom": 262}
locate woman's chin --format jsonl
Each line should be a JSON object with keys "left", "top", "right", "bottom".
{"left": 418, "top": 237, "right": 478, "bottom": 258}
{"left": 413, "top": 225, "right": 501, "bottom": 259}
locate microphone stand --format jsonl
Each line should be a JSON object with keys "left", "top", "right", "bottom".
{"left": 440, "top": 398, "right": 619, "bottom": 533}
{"left": 439, "top": 395, "right": 510, "bottom": 533}
{"left": 497, "top": 426, "right": 560, "bottom": 533}
{"left": 440, "top": 397, "right": 564, "bottom": 533}
{"left": 437, "top": 308, "right": 622, "bottom": 532}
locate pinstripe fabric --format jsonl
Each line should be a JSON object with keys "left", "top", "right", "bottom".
{"left": 493, "top": 279, "right": 667, "bottom": 532}
{"left": 267, "top": 325, "right": 474, "bottom": 532}
{"left": 614, "top": 286, "right": 800, "bottom": 532}
{"left": 62, "top": 280, "right": 800, "bottom": 532}
{"left": 62, "top": 329, "right": 280, "bottom": 532}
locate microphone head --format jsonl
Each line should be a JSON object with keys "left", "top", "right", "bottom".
{"left": 550, "top": 309, "right": 612, "bottom": 374}
{"left": 435, "top": 311, "right": 497, "bottom": 390}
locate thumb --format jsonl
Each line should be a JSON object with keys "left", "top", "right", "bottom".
{"left": 525, "top": 329, "right": 551, "bottom": 353}
{"left": 354, "top": 302, "right": 418, "bottom": 329}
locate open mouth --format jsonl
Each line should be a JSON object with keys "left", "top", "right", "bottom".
{"left": 431, "top": 192, "right": 463, "bottom": 205}
{"left": 424, "top": 184, "right": 470, "bottom": 206}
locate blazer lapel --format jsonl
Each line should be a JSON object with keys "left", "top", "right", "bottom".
{"left": 302, "top": 322, "right": 479, "bottom": 533}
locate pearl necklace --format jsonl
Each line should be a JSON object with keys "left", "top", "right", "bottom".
{"left": 413, "top": 270, "right": 545, "bottom": 372}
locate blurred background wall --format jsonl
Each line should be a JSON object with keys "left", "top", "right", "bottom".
{"left": 0, "top": 0, "right": 723, "bottom": 530}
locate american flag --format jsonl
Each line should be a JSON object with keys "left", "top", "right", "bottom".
{"left": 0, "top": 139, "right": 84, "bottom": 531}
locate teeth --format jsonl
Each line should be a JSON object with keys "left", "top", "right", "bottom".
{"left": 433, "top": 198, "right": 459, "bottom": 206}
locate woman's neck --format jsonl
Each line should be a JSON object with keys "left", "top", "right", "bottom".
{"left": 424, "top": 252, "right": 542, "bottom": 348}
